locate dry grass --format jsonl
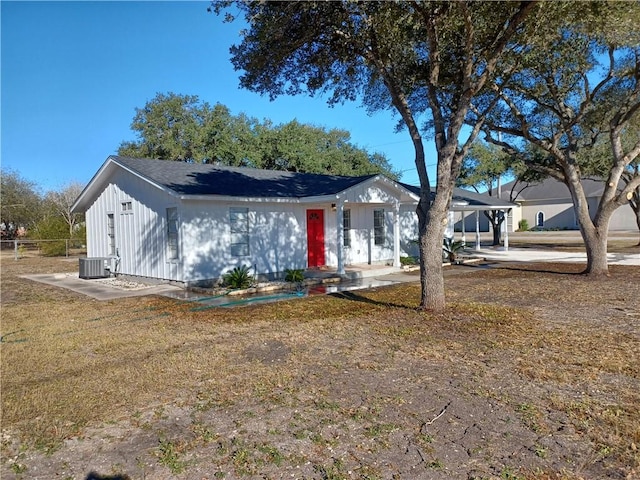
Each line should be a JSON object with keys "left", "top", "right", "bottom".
{"left": 1, "top": 251, "right": 639, "bottom": 479}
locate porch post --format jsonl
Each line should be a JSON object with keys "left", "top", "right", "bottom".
{"left": 503, "top": 209, "right": 510, "bottom": 251}
{"left": 461, "top": 210, "right": 466, "bottom": 245}
{"left": 336, "top": 200, "right": 345, "bottom": 275}
{"left": 475, "top": 211, "right": 481, "bottom": 250}
{"left": 393, "top": 201, "right": 401, "bottom": 268}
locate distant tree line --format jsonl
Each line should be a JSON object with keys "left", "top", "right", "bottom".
{"left": 0, "top": 170, "right": 85, "bottom": 253}
{"left": 118, "top": 92, "right": 400, "bottom": 179}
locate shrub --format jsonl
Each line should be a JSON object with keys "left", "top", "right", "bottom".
{"left": 518, "top": 219, "right": 530, "bottom": 231}
{"left": 400, "top": 256, "right": 418, "bottom": 266}
{"left": 442, "top": 238, "right": 465, "bottom": 263}
{"left": 222, "top": 265, "right": 254, "bottom": 289}
{"left": 31, "top": 216, "right": 69, "bottom": 256}
{"left": 284, "top": 268, "right": 304, "bottom": 283}
{"left": 39, "top": 240, "right": 66, "bottom": 257}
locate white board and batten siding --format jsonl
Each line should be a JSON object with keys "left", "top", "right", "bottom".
{"left": 85, "top": 168, "right": 181, "bottom": 282}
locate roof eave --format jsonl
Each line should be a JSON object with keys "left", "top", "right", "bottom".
{"left": 72, "top": 155, "right": 180, "bottom": 213}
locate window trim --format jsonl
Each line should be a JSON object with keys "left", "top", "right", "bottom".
{"left": 342, "top": 208, "right": 351, "bottom": 248}
{"left": 373, "top": 208, "right": 385, "bottom": 246}
{"left": 107, "top": 213, "right": 115, "bottom": 256}
{"left": 230, "top": 207, "right": 250, "bottom": 257}
{"left": 166, "top": 207, "right": 179, "bottom": 261}
{"left": 121, "top": 201, "right": 133, "bottom": 214}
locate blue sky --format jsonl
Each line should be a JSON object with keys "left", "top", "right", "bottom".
{"left": 2, "top": 1, "right": 434, "bottom": 193}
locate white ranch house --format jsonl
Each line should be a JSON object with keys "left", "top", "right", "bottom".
{"left": 72, "top": 156, "right": 516, "bottom": 285}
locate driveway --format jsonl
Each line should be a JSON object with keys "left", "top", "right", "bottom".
{"left": 474, "top": 247, "right": 639, "bottom": 266}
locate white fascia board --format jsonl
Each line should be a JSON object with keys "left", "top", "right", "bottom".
{"left": 71, "top": 156, "right": 119, "bottom": 213}
{"left": 380, "top": 176, "right": 421, "bottom": 202}
{"left": 71, "top": 155, "right": 179, "bottom": 213}
{"left": 179, "top": 194, "right": 339, "bottom": 204}
{"left": 451, "top": 204, "right": 518, "bottom": 211}
{"left": 336, "top": 174, "right": 420, "bottom": 203}
{"left": 71, "top": 160, "right": 108, "bottom": 213}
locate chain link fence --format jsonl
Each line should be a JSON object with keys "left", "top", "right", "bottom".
{"left": 0, "top": 239, "right": 86, "bottom": 259}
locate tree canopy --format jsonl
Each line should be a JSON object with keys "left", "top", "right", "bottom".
{"left": 118, "top": 92, "right": 399, "bottom": 178}
{"left": 0, "top": 169, "right": 42, "bottom": 239}
{"left": 215, "top": 0, "right": 543, "bottom": 310}
{"left": 475, "top": 1, "right": 640, "bottom": 273}
{"left": 43, "top": 182, "right": 85, "bottom": 238}
{"left": 457, "top": 141, "right": 547, "bottom": 244}
{"left": 0, "top": 171, "right": 85, "bottom": 245}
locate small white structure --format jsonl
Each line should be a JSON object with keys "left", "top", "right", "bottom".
{"left": 72, "top": 156, "right": 515, "bottom": 285}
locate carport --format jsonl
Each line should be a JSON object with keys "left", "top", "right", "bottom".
{"left": 449, "top": 189, "right": 519, "bottom": 250}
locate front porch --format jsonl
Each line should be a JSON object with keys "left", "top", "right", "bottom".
{"left": 305, "top": 262, "right": 403, "bottom": 281}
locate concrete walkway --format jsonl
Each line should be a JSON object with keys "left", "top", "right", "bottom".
{"left": 22, "top": 246, "right": 638, "bottom": 302}
{"left": 474, "top": 247, "right": 639, "bottom": 266}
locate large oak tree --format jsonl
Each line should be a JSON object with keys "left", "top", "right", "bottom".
{"left": 118, "top": 92, "right": 398, "bottom": 178}
{"left": 215, "top": 1, "right": 543, "bottom": 310}
{"left": 478, "top": 3, "right": 640, "bottom": 274}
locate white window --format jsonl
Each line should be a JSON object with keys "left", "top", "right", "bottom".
{"left": 166, "top": 207, "right": 179, "bottom": 260}
{"left": 374, "top": 209, "right": 385, "bottom": 246}
{"left": 107, "top": 214, "right": 115, "bottom": 256}
{"left": 230, "top": 207, "right": 249, "bottom": 257}
{"left": 536, "top": 211, "right": 545, "bottom": 228}
{"left": 343, "top": 209, "right": 351, "bottom": 247}
{"left": 121, "top": 201, "right": 133, "bottom": 213}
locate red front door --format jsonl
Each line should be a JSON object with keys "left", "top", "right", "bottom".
{"left": 306, "top": 209, "right": 325, "bottom": 267}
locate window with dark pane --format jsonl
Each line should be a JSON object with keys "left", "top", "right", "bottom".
{"left": 230, "top": 207, "right": 249, "bottom": 256}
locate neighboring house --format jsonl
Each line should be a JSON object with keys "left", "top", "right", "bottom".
{"left": 502, "top": 177, "right": 636, "bottom": 231}
{"left": 72, "top": 156, "right": 511, "bottom": 285}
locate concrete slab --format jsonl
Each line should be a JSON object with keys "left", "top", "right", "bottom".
{"left": 20, "top": 246, "right": 637, "bottom": 304}
{"left": 475, "top": 248, "right": 639, "bottom": 266}
{"left": 21, "top": 273, "right": 182, "bottom": 301}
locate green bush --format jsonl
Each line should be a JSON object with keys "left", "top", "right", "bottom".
{"left": 518, "top": 219, "right": 530, "bottom": 232}
{"left": 39, "top": 240, "right": 67, "bottom": 257}
{"left": 400, "top": 256, "right": 418, "bottom": 266}
{"left": 222, "top": 265, "right": 254, "bottom": 289}
{"left": 31, "top": 216, "right": 69, "bottom": 256}
{"left": 442, "top": 238, "right": 465, "bottom": 263}
{"left": 284, "top": 268, "right": 305, "bottom": 283}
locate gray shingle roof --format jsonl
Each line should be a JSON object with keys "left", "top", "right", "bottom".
{"left": 399, "top": 182, "right": 517, "bottom": 209}
{"left": 501, "top": 177, "right": 607, "bottom": 201}
{"left": 113, "top": 156, "right": 377, "bottom": 198}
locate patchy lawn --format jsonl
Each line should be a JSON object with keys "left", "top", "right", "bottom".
{"left": 1, "top": 254, "right": 639, "bottom": 480}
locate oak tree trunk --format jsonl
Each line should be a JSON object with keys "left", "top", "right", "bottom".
{"left": 417, "top": 198, "right": 448, "bottom": 312}
{"left": 582, "top": 224, "right": 610, "bottom": 275}
{"left": 634, "top": 204, "right": 640, "bottom": 246}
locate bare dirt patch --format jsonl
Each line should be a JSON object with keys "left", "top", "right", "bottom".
{"left": 1, "top": 255, "right": 639, "bottom": 480}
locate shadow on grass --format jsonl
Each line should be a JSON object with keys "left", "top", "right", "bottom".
{"left": 513, "top": 243, "right": 586, "bottom": 250}
{"left": 494, "top": 263, "right": 587, "bottom": 276}
{"left": 329, "top": 290, "right": 416, "bottom": 310}
{"left": 86, "top": 473, "right": 131, "bottom": 480}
